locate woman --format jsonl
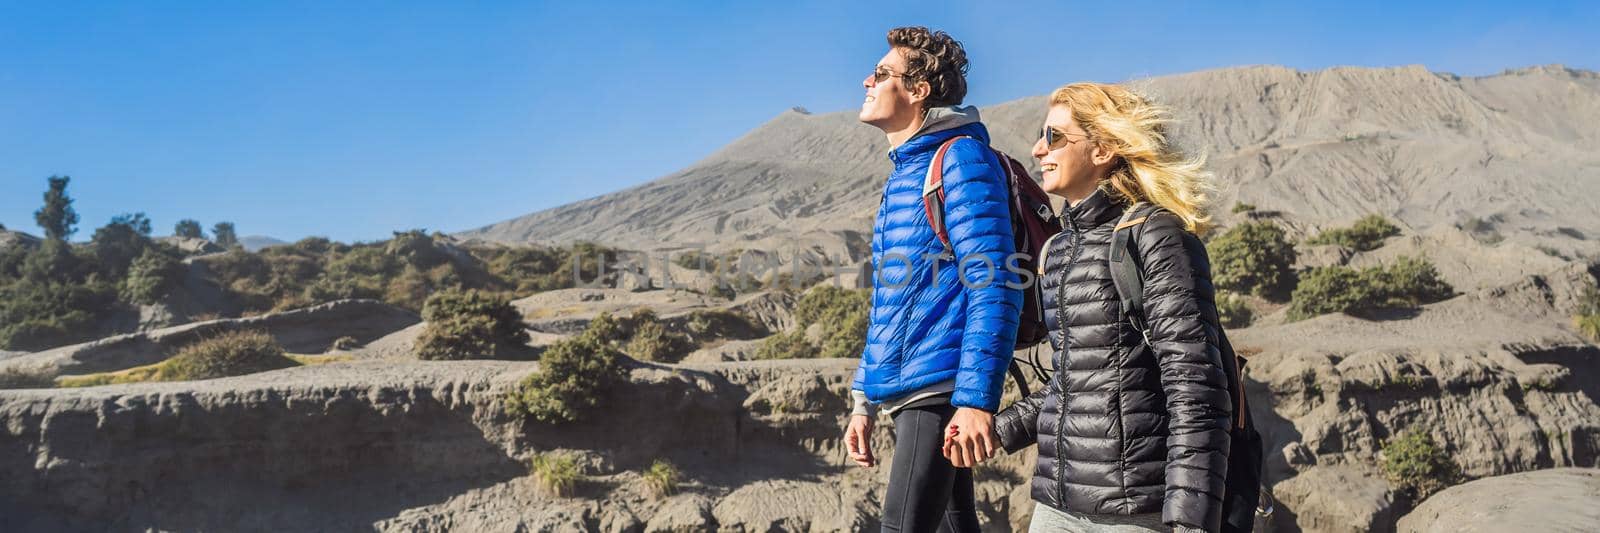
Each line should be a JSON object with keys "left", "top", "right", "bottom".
{"left": 992, "top": 83, "right": 1232, "bottom": 533}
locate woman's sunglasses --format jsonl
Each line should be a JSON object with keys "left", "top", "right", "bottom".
{"left": 1042, "top": 125, "right": 1088, "bottom": 150}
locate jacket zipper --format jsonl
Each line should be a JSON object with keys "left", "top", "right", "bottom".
{"left": 1053, "top": 214, "right": 1082, "bottom": 509}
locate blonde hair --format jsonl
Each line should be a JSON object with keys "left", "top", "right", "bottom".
{"left": 1049, "top": 82, "right": 1214, "bottom": 233}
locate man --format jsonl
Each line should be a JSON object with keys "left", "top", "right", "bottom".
{"left": 843, "top": 26, "right": 1022, "bottom": 533}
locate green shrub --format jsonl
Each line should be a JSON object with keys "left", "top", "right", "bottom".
{"left": 754, "top": 286, "right": 869, "bottom": 360}
{"left": 0, "top": 366, "right": 56, "bottom": 389}
{"left": 1381, "top": 432, "right": 1462, "bottom": 500}
{"left": 642, "top": 459, "right": 681, "bottom": 499}
{"left": 0, "top": 241, "right": 118, "bottom": 351}
{"left": 1288, "top": 266, "right": 1373, "bottom": 321}
{"left": 1372, "top": 256, "right": 1455, "bottom": 305}
{"left": 754, "top": 330, "right": 813, "bottom": 360}
{"left": 503, "top": 327, "right": 630, "bottom": 424}
{"left": 707, "top": 284, "right": 736, "bottom": 300}
{"left": 685, "top": 309, "right": 764, "bottom": 341}
{"left": 1576, "top": 286, "right": 1600, "bottom": 342}
{"left": 529, "top": 452, "right": 582, "bottom": 497}
{"left": 1231, "top": 202, "right": 1257, "bottom": 214}
{"left": 415, "top": 289, "right": 530, "bottom": 360}
{"left": 624, "top": 317, "right": 693, "bottom": 363}
{"left": 89, "top": 213, "right": 155, "bottom": 277}
{"left": 121, "top": 247, "right": 183, "bottom": 305}
{"left": 581, "top": 312, "right": 629, "bottom": 346}
{"left": 385, "top": 229, "right": 453, "bottom": 270}
{"left": 1207, "top": 221, "right": 1298, "bottom": 300}
{"left": 1307, "top": 215, "right": 1401, "bottom": 251}
{"left": 1216, "top": 292, "right": 1254, "bottom": 328}
{"left": 1287, "top": 256, "right": 1454, "bottom": 321}
{"left": 673, "top": 250, "right": 718, "bottom": 272}
{"left": 163, "top": 330, "right": 294, "bottom": 380}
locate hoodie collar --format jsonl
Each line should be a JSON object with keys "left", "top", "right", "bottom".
{"left": 1065, "top": 188, "right": 1127, "bottom": 229}
{"left": 888, "top": 105, "right": 987, "bottom": 164}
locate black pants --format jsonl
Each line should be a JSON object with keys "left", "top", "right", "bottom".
{"left": 881, "top": 403, "right": 980, "bottom": 533}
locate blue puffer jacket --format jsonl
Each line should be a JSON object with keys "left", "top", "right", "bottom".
{"left": 852, "top": 107, "right": 1022, "bottom": 412}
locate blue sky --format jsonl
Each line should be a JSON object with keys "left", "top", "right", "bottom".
{"left": 2, "top": 1, "right": 1596, "bottom": 243}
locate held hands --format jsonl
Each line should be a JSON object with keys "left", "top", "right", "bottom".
{"left": 844, "top": 414, "right": 876, "bottom": 467}
{"left": 941, "top": 407, "right": 997, "bottom": 467}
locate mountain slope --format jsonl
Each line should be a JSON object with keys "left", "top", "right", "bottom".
{"left": 458, "top": 64, "right": 1600, "bottom": 260}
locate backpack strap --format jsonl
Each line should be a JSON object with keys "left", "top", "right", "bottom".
{"left": 1110, "top": 203, "right": 1254, "bottom": 432}
{"left": 923, "top": 135, "right": 1040, "bottom": 399}
{"left": 922, "top": 136, "right": 968, "bottom": 261}
{"left": 1109, "top": 202, "right": 1158, "bottom": 341}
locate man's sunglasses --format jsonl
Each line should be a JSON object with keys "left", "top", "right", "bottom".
{"left": 871, "top": 67, "right": 912, "bottom": 84}
{"left": 1042, "top": 125, "right": 1089, "bottom": 150}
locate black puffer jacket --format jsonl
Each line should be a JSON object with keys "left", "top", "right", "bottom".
{"left": 995, "top": 190, "right": 1232, "bottom": 530}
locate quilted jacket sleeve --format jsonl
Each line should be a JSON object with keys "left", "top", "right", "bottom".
{"left": 993, "top": 387, "right": 1047, "bottom": 453}
{"left": 1136, "top": 213, "right": 1233, "bottom": 531}
{"left": 941, "top": 139, "right": 1022, "bottom": 412}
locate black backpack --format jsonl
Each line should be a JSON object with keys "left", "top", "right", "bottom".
{"left": 1109, "top": 202, "right": 1266, "bottom": 533}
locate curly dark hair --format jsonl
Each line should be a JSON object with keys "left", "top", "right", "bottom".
{"left": 886, "top": 26, "right": 969, "bottom": 109}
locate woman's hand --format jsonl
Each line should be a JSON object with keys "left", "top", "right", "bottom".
{"left": 942, "top": 407, "right": 997, "bottom": 467}
{"left": 844, "top": 414, "right": 876, "bottom": 467}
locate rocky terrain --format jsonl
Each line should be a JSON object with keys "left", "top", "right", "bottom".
{"left": 3, "top": 63, "right": 1599, "bottom": 531}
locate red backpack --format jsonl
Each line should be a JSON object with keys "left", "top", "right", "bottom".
{"left": 922, "top": 136, "right": 1061, "bottom": 395}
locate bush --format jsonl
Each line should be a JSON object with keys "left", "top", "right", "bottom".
{"left": 1576, "top": 286, "right": 1600, "bottom": 343}
{"left": 1373, "top": 256, "right": 1455, "bottom": 304}
{"left": 1207, "top": 221, "right": 1298, "bottom": 300}
{"left": 754, "top": 330, "right": 813, "bottom": 360}
{"left": 1287, "top": 256, "right": 1454, "bottom": 321}
{"left": 529, "top": 452, "right": 581, "bottom": 498}
{"left": 707, "top": 284, "right": 736, "bottom": 300}
{"left": 754, "top": 286, "right": 869, "bottom": 360}
{"left": 642, "top": 459, "right": 681, "bottom": 499}
{"left": 1288, "top": 267, "right": 1373, "bottom": 321}
{"left": 503, "top": 323, "right": 630, "bottom": 424}
{"left": 415, "top": 289, "right": 530, "bottom": 360}
{"left": 685, "top": 309, "right": 765, "bottom": 341}
{"left": 163, "top": 330, "right": 294, "bottom": 380}
{"left": 0, "top": 366, "right": 56, "bottom": 389}
{"left": 624, "top": 316, "right": 693, "bottom": 363}
{"left": 122, "top": 247, "right": 183, "bottom": 305}
{"left": 1306, "top": 215, "right": 1401, "bottom": 251}
{"left": 1216, "top": 292, "right": 1254, "bottom": 328}
{"left": 1231, "top": 202, "right": 1257, "bottom": 214}
{"left": 1381, "top": 432, "right": 1462, "bottom": 500}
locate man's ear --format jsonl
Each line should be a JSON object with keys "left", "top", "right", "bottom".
{"left": 909, "top": 79, "right": 932, "bottom": 107}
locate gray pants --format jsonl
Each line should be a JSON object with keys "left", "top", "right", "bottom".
{"left": 1028, "top": 502, "right": 1164, "bottom": 532}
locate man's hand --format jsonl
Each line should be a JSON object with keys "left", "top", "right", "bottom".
{"left": 844, "top": 414, "right": 876, "bottom": 467}
{"left": 942, "top": 407, "right": 996, "bottom": 467}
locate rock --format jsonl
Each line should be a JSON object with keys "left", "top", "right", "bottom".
{"left": 643, "top": 493, "right": 716, "bottom": 532}
{"left": 726, "top": 291, "right": 797, "bottom": 333}
{"left": 1397, "top": 468, "right": 1600, "bottom": 533}
{"left": 709, "top": 480, "right": 852, "bottom": 532}
{"left": 681, "top": 339, "right": 765, "bottom": 363}
{"left": 1272, "top": 466, "right": 1401, "bottom": 533}
{"left": 158, "top": 236, "right": 225, "bottom": 255}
